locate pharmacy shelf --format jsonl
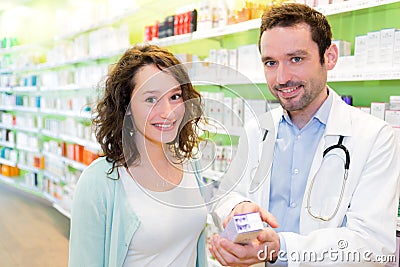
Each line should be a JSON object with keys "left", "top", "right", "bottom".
{"left": 0, "top": 105, "right": 40, "bottom": 113}
{"left": 53, "top": 203, "right": 71, "bottom": 219}
{"left": 40, "top": 108, "right": 92, "bottom": 120}
{"left": 0, "top": 44, "right": 44, "bottom": 55}
{"left": 41, "top": 129, "right": 100, "bottom": 151}
{"left": 33, "top": 47, "right": 127, "bottom": 72}
{"left": 43, "top": 151, "right": 88, "bottom": 171}
{"left": 45, "top": 187, "right": 73, "bottom": 219}
{"left": 0, "top": 140, "right": 15, "bottom": 148}
{"left": 0, "top": 124, "right": 38, "bottom": 136}
{"left": 44, "top": 170, "right": 61, "bottom": 184}
{"left": 40, "top": 84, "right": 95, "bottom": 92}
{"left": 151, "top": 0, "right": 399, "bottom": 47}
{"left": 0, "top": 174, "right": 42, "bottom": 196}
{"left": 0, "top": 86, "right": 38, "bottom": 93}
{"left": 328, "top": 69, "right": 400, "bottom": 82}
{"left": 12, "top": 86, "right": 38, "bottom": 93}
{"left": 18, "top": 164, "right": 41, "bottom": 173}
{"left": 0, "top": 158, "right": 17, "bottom": 167}
{"left": 55, "top": 7, "right": 140, "bottom": 40}
{"left": 13, "top": 125, "right": 40, "bottom": 134}
{"left": 16, "top": 145, "right": 40, "bottom": 153}
{"left": 0, "top": 86, "right": 12, "bottom": 93}
{"left": 315, "top": 0, "right": 400, "bottom": 15}
{"left": 192, "top": 68, "right": 400, "bottom": 85}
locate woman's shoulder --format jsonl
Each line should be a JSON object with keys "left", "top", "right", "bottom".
{"left": 77, "top": 157, "right": 119, "bottom": 188}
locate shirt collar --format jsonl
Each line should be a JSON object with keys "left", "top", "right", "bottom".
{"left": 280, "top": 88, "right": 333, "bottom": 126}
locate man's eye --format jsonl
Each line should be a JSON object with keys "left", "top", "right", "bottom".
{"left": 145, "top": 97, "right": 157, "bottom": 103}
{"left": 264, "top": 61, "right": 276, "bottom": 67}
{"left": 292, "top": 57, "right": 302, "bottom": 63}
{"left": 171, "top": 93, "right": 182, "bottom": 101}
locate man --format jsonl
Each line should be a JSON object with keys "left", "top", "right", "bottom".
{"left": 209, "top": 3, "right": 400, "bottom": 266}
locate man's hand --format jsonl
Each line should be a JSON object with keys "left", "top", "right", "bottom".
{"left": 209, "top": 227, "right": 280, "bottom": 266}
{"left": 223, "top": 201, "right": 279, "bottom": 229}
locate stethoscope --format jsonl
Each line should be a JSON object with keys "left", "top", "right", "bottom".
{"left": 306, "top": 135, "right": 350, "bottom": 221}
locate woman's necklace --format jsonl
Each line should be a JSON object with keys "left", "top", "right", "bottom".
{"left": 126, "top": 161, "right": 183, "bottom": 192}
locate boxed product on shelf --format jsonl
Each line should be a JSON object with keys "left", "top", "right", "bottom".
{"left": 232, "top": 97, "right": 244, "bottom": 127}
{"left": 354, "top": 35, "right": 368, "bottom": 70}
{"left": 197, "top": 0, "right": 213, "bottom": 31}
{"left": 370, "top": 102, "right": 389, "bottom": 120}
{"left": 223, "top": 97, "right": 233, "bottom": 127}
{"left": 332, "top": 40, "right": 351, "bottom": 56}
{"left": 367, "top": 31, "right": 381, "bottom": 68}
{"left": 385, "top": 110, "right": 400, "bottom": 127}
{"left": 237, "top": 44, "right": 264, "bottom": 82}
{"left": 394, "top": 30, "right": 400, "bottom": 69}
{"left": 379, "top": 28, "right": 396, "bottom": 68}
{"left": 0, "top": 164, "right": 19, "bottom": 177}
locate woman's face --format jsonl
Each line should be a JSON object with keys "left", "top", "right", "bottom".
{"left": 129, "top": 64, "right": 185, "bottom": 146}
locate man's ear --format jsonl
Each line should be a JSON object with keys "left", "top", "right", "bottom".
{"left": 325, "top": 43, "right": 338, "bottom": 70}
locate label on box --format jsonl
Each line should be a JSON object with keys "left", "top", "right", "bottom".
{"left": 221, "top": 212, "right": 264, "bottom": 244}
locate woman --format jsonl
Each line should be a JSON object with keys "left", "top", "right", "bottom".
{"left": 68, "top": 44, "right": 207, "bottom": 267}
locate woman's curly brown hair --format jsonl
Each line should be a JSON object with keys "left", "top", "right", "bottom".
{"left": 93, "top": 44, "right": 203, "bottom": 174}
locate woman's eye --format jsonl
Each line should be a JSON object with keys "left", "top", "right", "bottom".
{"left": 171, "top": 93, "right": 182, "bottom": 101}
{"left": 145, "top": 97, "right": 157, "bottom": 103}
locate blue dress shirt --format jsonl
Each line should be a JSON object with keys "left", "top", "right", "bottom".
{"left": 269, "top": 92, "right": 333, "bottom": 265}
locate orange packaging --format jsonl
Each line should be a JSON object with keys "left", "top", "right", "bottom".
{"left": 74, "top": 145, "right": 84, "bottom": 162}
{"left": 66, "top": 144, "right": 75, "bottom": 160}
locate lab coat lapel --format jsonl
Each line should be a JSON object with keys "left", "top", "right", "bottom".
{"left": 300, "top": 89, "right": 353, "bottom": 232}
{"left": 249, "top": 110, "right": 280, "bottom": 194}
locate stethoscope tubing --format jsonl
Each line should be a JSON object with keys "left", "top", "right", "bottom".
{"left": 306, "top": 135, "right": 350, "bottom": 221}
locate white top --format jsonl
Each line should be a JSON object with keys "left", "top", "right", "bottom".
{"left": 120, "top": 165, "right": 207, "bottom": 267}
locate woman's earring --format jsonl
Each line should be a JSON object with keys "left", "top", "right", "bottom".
{"left": 129, "top": 129, "right": 135, "bottom": 136}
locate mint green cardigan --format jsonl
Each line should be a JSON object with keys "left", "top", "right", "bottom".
{"left": 68, "top": 157, "right": 207, "bottom": 267}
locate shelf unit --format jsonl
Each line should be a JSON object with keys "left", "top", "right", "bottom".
{"left": 0, "top": 60, "right": 101, "bottom": 217}
{"left": 0, "top": 0, "right": 399, "bottom": 223}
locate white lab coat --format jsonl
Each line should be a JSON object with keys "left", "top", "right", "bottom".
{"left": 212, "top": 89, "right": 400, "bottom": 266}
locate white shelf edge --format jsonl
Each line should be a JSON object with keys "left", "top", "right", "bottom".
{"left": 17, "top": 164, "right": 41, "bottom": 173}
{"left": 193, "top": 19, "right": 261, "bottom": 40}
{"left": 0, "top": 158, "right": 17, "bottom": 167}
{"left": 43, "top": 151, "right": 88, "bottom": 171}
{"left": 0, "top": 140, "right": 15, "bottom": 148}
{"left": 54, "top": 7, "right": 140, "bottom": 41}
{"left": 62, "top": 157, "right": 88, "bottom": 171}
{"left": 12, "top": 106, "right": 40, "bottom": 113}
{"left": 16, "top": 145, "right": 40, "bottom": 153}
{"left": 40, "top": 84, "right": 95, "bottom": 92}
{"left": 149, "top": 33, "right": 193, "bottom": 46}
{"left": 41, "top": 129, "right": 101, "bottom": 151}
{"left": 328, "top": 69, "right": 400, "bottom": 82}
{"left": 43, "top": 170, "right": 61, "bottom": 183}
{"left": 0, "top": 86, "right": 12, "bottom": 93}
{"left": 316, "top": 0, "right": 399, "bottom": 15}
{"left": 191, "top": 68, "right": 400, "bottom": 85}
{"left": 39, "top": 108, "right": 92, "bottom": 119}
{"left": 53, "top": 203, "right": 71, "bottom": 219}
{"left": 13, "top": 125, "right": 40, "bottom": 134}
{"left": 12, "top": 86, "right": 39, "bottom": 92}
